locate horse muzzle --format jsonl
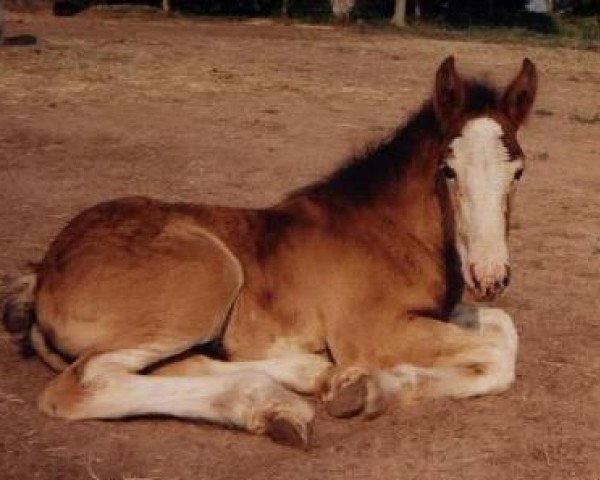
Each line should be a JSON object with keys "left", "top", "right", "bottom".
{"left": 466, "top": 262, "right": 511, "bottom": 300}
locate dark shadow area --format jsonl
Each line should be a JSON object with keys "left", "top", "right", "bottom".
{"left": 414, "top": 0, "right": 560, "bottom": 34}
{"left": 52, "top": 0, "right": 326, "bottom": 17}
{"left": 559, "top": 0, "right": 599, "bottom": 16}
{"left": 1, "top": 33, "right": 37, "bottom": 45}
{"left": 53, "top": 0, "right": 90, "bottom": 15}
{"left": 356, "top": 0, "right": 561, "bottom": 34}
{"left": 54, "top": 0, "right": 153, "bottom": 16}
{"left": 149, "top": 0, "right": 333, "bottom": 20}
{"left": 174, "top": 0, "right": 285, "bottom": 16}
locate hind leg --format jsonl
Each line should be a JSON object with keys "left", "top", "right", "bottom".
{"left": 151, "top": 353, "right": 332, "bottom": 395}
{"left": 323, "top": 306, "right": 518, "bottom": 417}
{"left": 38, "top": 344, "right": 315, "bottom": 448}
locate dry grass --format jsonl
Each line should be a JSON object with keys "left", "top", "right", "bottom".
{"left": 570, "top": 111, "right": 600, "bottom": 124}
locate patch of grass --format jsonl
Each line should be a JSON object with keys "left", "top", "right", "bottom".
{"left": 570, "top": 112, "right": 600, "bottom": 124}
{"left": 560, "top": 14, "right": 600, "bottom": 49}
{"left": 351, "top": 12, "right": 600, "bottom": 51}
{"left": 393, "top": 9, "right": 599, "bottom": 50}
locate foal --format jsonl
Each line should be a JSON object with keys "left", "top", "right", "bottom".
{"left": 3, "top": 57, "right": 537, "bottom": 447}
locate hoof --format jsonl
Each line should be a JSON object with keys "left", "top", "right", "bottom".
{"left": 323, "top": 369, "right": 369, "bottom": 418}
{"left": 247, "top": 381, "right": 315, "bottom": 449}
{"left": 323, "top": 367, "right": 389, "bottom": 419}
{"left": 264, "top": 412, "right": 313, "bottom": 449}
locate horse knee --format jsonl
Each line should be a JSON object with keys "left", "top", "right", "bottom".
{"left": 478, "top": 308, "right": 519, "bottom": 358}
{"left": 467, "top": 357, "right": 515, "bottom": 395}
{"left": 461, "top": 339, "right": 517, "bottom": 396}
{"left": 415, "top": 341, "right": 517, "bottom": 399}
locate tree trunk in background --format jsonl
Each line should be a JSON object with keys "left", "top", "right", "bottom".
{"left": 162, "top": 0, "right": 170, "bottom": 13}
{"left": 391, "top": 0, "right": 407, "bottom": 27}
{"left": 545, "top": 0, "right": 553, "bottom": 12}
{"left": 331, "top": 0, "right": 355, "bottom": 23}
{"left": 281, "top": 0, "right": 289, "bottom": 17}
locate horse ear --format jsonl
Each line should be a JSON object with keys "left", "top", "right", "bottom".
{"left": 502, "top": 58, "right": 537, "bottom": 128}
{"left": 433, "top": 56, "right": 465, "bottom": 128}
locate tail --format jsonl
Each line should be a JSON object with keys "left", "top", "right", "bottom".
{"left": 1, "top": 273, "right": 37, "bottom": 344}
{"left": 1, "top": 272, "right": 68, "bottom": 372}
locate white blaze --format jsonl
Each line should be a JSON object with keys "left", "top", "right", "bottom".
{"left": 445, "top": 117, "right": 523, "bottom": 294}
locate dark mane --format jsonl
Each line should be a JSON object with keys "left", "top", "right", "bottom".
{"left": 292, "top": 80, "right": 501, "bottom": 206}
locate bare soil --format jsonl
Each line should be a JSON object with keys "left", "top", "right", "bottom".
{"left": 1, "top": 10, "right": 599, "bottom": 480}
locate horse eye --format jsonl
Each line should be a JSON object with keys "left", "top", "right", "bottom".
{"left": 514, "top": 168, "right": 524, "bottom": 181}
{"left": 441, "top": 165, "right": 457, "bottom": 180}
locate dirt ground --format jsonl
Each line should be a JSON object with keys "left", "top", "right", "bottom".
{"left": 1, "top": 10, "right": 599, "bottom": 480}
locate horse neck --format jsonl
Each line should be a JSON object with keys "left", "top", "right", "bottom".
{"left": 364, "top": 135, "right": 447, "bottom": 253}
{"left": 354, "top": 137, "right": 461, "bottom": 314}
{"left": 283, "top": 121, "right": 450, "bottom": 255}
{"left": 278, "top": 120, "right": 460, "bottom": 314}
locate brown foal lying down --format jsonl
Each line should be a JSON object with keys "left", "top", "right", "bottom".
{"left": 2, "top": 56, "right": 537, "bottom": 448}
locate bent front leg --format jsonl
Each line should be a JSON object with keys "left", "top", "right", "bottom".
{"left": 323, "top": 306, "right": 518, "bottom": 418}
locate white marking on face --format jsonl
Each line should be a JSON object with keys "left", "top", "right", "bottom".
{"left": 443, "top": 117, "right": 524, "bottom": 298}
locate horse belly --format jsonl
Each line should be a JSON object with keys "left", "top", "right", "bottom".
{"left": 36, "top": 216, "right": 243, "bottom": 358}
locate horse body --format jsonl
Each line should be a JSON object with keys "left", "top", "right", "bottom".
{"left": 35, "top": 154, "right": 450, "bottom": 362}
{"left": 3, "top": 57, "right": 537, "bottom": 447}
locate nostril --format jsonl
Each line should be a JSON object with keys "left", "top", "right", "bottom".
{"left": 503, "top": 265, "right": 512, "bottom": 287}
